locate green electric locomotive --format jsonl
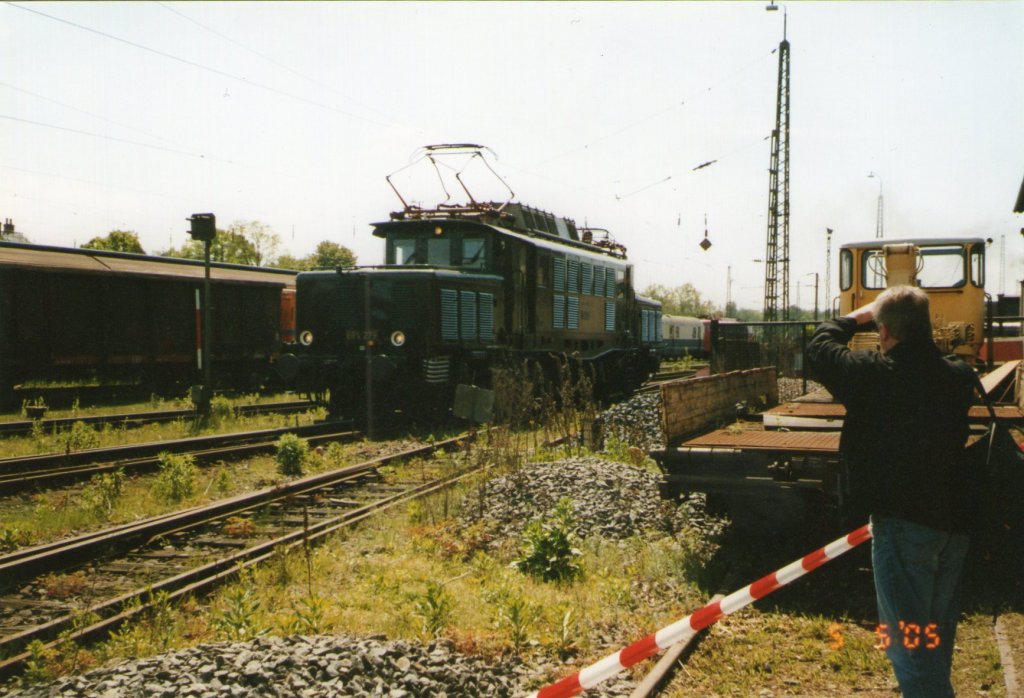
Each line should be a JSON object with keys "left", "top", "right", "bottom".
{"left": 280, "top": 200, "right": 661, "bottom": 422}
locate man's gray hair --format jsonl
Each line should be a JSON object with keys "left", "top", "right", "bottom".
{"left": 875, "top": 285, "right": 932, "bottom": 342}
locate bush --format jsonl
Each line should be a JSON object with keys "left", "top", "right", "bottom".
{"left": 276, "top": 433, "right": 309, "bottom": 477}
{"left": 153, "top": 452, "right": 198, "bottom": 503}
{"left": 64, "top": 421, "right": 100, "bottom": 452}
{"left": 79, "top": 469, "right": 125, "bottom": 518}
{"left": 209, "top": 395, "right": 235, "bottom": 425}
{"left": 512, "top": 497, "right": 583, "bottom": 582}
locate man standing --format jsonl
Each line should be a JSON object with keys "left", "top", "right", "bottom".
{"left": 806, "top": 285, "right": 974, "bottom": 698}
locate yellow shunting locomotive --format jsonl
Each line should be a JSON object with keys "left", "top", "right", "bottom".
{"left": 838, "top": 237, "right": 987, "bottom": 361}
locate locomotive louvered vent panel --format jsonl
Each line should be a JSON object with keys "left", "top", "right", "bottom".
{"left": 440, "top": 289, "right": 458, "bottom": 340}
{"left": 553, "top": 294, "right": 566, "bottom": 329}
{"left": 567, "top": 258, "right": 579, "bottom": 293}
{"left": 423, "top": 356, "right": 451, "bottom": 384}
{"left": 642, "top": 310, "right": 649, "bottom": 342}
{"left": 460, "top": 290, "right": 477, "bottom": 340}
{"left": 594, "top": 267, "right": 605, "bottom": 297}
{"left": 605, "top": 268, "right": 616, "bottom": 298}
{"left": 553, "top": 258, "right": 566, "bottom": 292}
{"left": 605, "top": 300, "right": 616, "bottom": 331}
{"left": 581, "top": 263, "right": 593, "bottom": 295}
{"left": 567, "top": 296, "right": 580, "bottom": 329}
{"left": 479, "top": 292, "right": 495, "bottom": 341}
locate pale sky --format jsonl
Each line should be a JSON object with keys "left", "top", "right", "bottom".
{"left": 2, "top": 1, "right": 1022, "bottom": 311}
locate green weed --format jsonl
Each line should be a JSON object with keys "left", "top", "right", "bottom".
{"left": 512, "top": 498, "right": 582, "bottom": 582}
{"left": 492, "top": 591, "right": 541, "bottom": 654}
{"left": 275, "top": 433, "right": 308, "bottom": 477}
{"left": 153, "top": 452, "right": 198, "bottom": 503}
{"left": 284, "top": 594, "right": 330, "bottom": 635}
{"left": 0, "top": 526, "right": 32, "bottom": 552}
{"left": 212, "top": 577, "right": 266, "bottom": 641}
{"left": 411, "top": 581, "right": 454, "bottom": 638}
{"left": 78, "top": 469, "right": 125, "bottom": 519}
{"left": 63, "top": 421, "right": 99, "bottom": 452}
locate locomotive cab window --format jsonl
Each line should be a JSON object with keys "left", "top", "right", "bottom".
{"left": 393, "top": 238, "right": 419, "bottom": 265}
{"left": 969, "top": 245, "right": 984, "bottom": 288}
{"left": 839, "top": 249, "right": 853, "bottom": 291}
{"left": 427, "top": 238, "right": 451, "bottom": 266}
{"left": 460, "top": 238, "right": 487, "bottom": 269}
{"left": 918, "top": 245, "right": 966, "bottom": 289}
{"left": 863, "top": 249, "right": 887, "bottom": 290}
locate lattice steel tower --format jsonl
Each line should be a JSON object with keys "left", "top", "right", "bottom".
{"left": 763, "top": 11, "right": 790, "bottom": 321}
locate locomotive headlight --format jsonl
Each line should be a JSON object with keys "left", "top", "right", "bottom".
{"left": 299, "top": 330, "right": 314, "bottom": 346}
{"left": 390, "top": 330, "right": 406, "bottom": 347}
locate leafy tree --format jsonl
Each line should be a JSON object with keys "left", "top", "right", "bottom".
{"left": 309, "top": 240, "right": 356, "bottom": 269}
{"left": 641, "top": 282, "right": 715, "bottom": 317}
{"left": 272, "top": 254, "right": 310, "bottom": 271}
{"left": 228, "top": 220, "right": 279, "bottom": 266}
{"left": 161, "top": 220, "right": 284, "bottom": 266}
{"left": 162, "top": 229, "right": 258, "bottom": 265}
{"left": 269, "top": 241, "right": 357, "bottom": 271}
{"left": 732, "top": 306, "right": 763, "bottom": 322}
{"left": 82, "top": 230, "right": 145, "bottom": 254}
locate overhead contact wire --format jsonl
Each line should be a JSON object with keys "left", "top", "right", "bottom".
{"left": 5, "top": 2, "right": 387, "bottom": 127}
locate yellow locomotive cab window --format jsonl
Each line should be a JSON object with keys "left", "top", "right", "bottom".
{"left": 969, "top": 245, "right": 984, "bottom": 287}
{"left": 918, "top": 245, "right": 966, "bottom": 289}
{"left": 863, "top": 249, "right": 887, "bottom": 290}
{"left": 839, "top": 249, "right": 853, "bottom": 291}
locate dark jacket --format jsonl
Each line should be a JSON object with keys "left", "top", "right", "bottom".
{"left": 805, "top": 317, "right": 974, "bottom": 533}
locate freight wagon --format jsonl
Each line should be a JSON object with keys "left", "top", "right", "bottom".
{"left": 0, "top": 241, "right": 296, "bottom": 409}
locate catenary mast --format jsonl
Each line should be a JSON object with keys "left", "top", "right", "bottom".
{"left": 763, "top": 4, "right": 790, "bottom": 321}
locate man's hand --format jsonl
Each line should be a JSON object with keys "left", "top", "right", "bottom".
{"left": 845, "top": 302, "right": 876, "bottom": 326}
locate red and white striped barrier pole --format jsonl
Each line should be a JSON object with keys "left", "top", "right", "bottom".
{"left": 526, "top": 523, "right": 873, "bottom": 698}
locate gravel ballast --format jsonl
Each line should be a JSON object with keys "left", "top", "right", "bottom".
{"left": 3, "top": 635, "right": 527, "bottom": 698}
{"left": 459, "top": 455, "right": 723, "bottom": 542}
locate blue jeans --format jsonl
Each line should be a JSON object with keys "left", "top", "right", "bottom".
{"left": 871, "top": 516, "right": 970, "bottom": 698}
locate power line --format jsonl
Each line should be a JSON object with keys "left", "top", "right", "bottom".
{"left": 154, "top": 2, "right": 391, "bottom": 122}
{"left": 0, "top": 163, "right": 180, "bottom": 199}
{"left": 6, "top": 2, "right": 387, "bottom": 127}
{"left": 531, "top": 48, "right": 776, "bottom": 169}
{"left": 0, "top": 80, "right": 205, "bottom": 152}
{"left": 612, "top": 133, "right": 769, "bottom": 201}
{"left": 0, "top": 113, "right": 236, "bottom": 163}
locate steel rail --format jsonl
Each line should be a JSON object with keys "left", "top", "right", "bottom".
{"left": 0, "top": 432, "right": 481, "bottom": 679}
{"left": 628, "top": 592, "right": 725, "bottom": 697}
{"left": 0, "top": 428, "right": 429, "bottom": 583}
{"left": 0, "top": 428, "right": 360, "bottom": 494}
{"left": 0, "top": 422, "right": 355, "bottom": 494}
{"left": 0, "top": 400, "right": 314, "bottom": 438}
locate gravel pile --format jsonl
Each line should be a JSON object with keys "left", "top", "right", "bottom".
{"left": 598, "top": 391, "right": 664, "bottom": 450}
{"left": 460, "top": 456, "right": 721, "bottom": 542}
{"left": 3, "top": 634, "right": 641, "bottom": 698}
{"left": 5, "top": 635, "right": 527, "bottom": 698}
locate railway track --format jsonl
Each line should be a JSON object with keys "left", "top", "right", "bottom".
{"left": 0, "top": 400, "right": 314, "bottom": 438}
{"left": 0, "top": 422, "right": 359, "bottom": 494}
{"left": 0, "top": 431, "right": 481, "bottom": 681}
